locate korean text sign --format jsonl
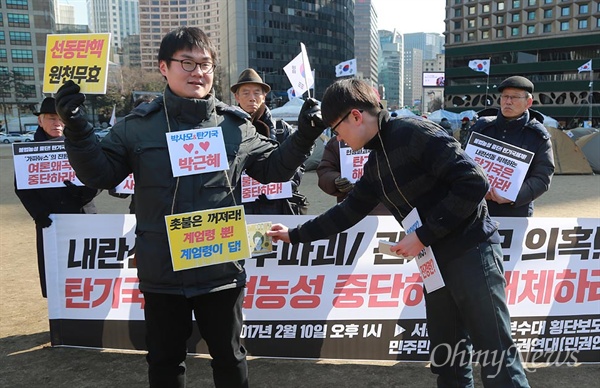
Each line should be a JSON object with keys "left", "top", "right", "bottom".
{"left": 240, "top": 172, "right": 292, "bottom": 203}
{"left": 12, "top": 141, "right": 84, "bottom": 189}
{"left": 44, "top": 214, "right": 599, "bottom": 362}
{"left": 165, "top": 127, "right": 228, "bottom": 178}
{"left": 164, "top": 206, "right": 250, "bottom": 270}
{"left": 43, "top": 33, "right": 111, "bottom": 94}
{"left": 465, "top": 132, "right": 534, "bottom": 201}
{"left": 339, "top": 142, "right": 371, "bottom": 184}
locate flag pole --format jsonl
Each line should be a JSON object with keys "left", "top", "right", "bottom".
{"left": 484, "top": 57, "right": 491, "bottom": 108}
{"left": 589, "top": 70, "right": 593, "bottom": 123}
{"left": 300, "top": 43, "right": 311, "bottom": 99}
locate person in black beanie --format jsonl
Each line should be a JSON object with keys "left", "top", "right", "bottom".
{"left": 14, "top": 96, "right": 99, "bottom": 298}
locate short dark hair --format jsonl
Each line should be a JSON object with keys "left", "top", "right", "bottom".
{"left": 321, "top": 79, "right": 381, "bottom": 126}
{"left": 157, "top": 27, "right": 218, "bottom": 67}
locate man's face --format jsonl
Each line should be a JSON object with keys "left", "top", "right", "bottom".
{"left": 500, "top": 87, "right": 532, "bottom": 119}
{"left": 159, "top": 48, "right": 214, "bottom": 99}
{"left": 39, "top": 113, "right": 64, "bottom": 138}
{"left": 235, "top": 84, "right": 266, "bottom": 115}
{"left": 330, "top": 109, "right": 377, "bottom": 151}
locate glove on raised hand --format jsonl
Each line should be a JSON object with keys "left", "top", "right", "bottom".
{"left": 334, "top": 176, "right": 354, "bottom": 193}
{"left": 55, "top": 80, "right": 94, "bottom": 140}
{"left": 35, "top": 214, "right": 52, "bottom": 228}
{"left": 296, "top": 98, "right": 326, "bottom": 148}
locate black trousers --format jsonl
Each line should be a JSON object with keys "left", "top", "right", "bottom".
{"left": 143, "top": 287, "right": 248, "bottom": 388}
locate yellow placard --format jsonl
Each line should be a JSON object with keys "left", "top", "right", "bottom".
{"left": 165, "top": 206, "right": 251, "bottom": 271}
{"left": 43, "top": 33, "right": 111, "bottom": 94}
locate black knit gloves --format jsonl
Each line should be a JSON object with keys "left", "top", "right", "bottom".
{"left": 296, "top": 98, "right": 326, "bottom": 148}
{"left": 55, "top": 80, "right": 94, "bottom": 140}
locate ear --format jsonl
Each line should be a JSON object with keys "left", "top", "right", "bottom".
{"left": 159, "top": 60, "right": 168, "bottom": 77}
{"left": 37, "top": 115, "right": 43, "bottom": 126}
{"left": 351, "top": 109, "right": 363, "bottom": 124}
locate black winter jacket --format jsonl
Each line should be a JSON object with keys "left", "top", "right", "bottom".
{"left": 290, "top": 112, "right": 500, "bottom": 265}
{"left": 64, "top": 87, "right": 313, "bottom": 296}
{"left": 470, "top": 108, "right": 555, "bottom": 217}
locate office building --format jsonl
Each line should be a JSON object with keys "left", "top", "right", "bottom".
{"left": 378, "top": 29, "right": 403, "bottom": 109}
{"left": 89, "top": 0, "right": 140, "bottom": 64}
{"left": 444, "top": 0, "right": 600, "bottom": 126}
{"left": 219, "top": 0, "right": 354, "bottom": 104}
{"left": 354, "top": 0, "right": 380, "bottom": 87}
{"left": 0, "top": 0, "right": 56, "bottom": 119}
{"left": 403, "top": 32, "right": 445, "bottom": 107}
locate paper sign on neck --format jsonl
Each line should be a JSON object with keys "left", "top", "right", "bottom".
{"left": 401, "top": 207, "right": 445, "bottom": 293}
{"left": 166, "top": 127, "right": 229, "bottom": 177}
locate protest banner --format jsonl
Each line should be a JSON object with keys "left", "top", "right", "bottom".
{"left": 44, "top": 214, "right": 600, "bottom": 362}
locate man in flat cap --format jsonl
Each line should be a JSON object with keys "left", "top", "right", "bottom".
{"left": 231, "top": 68, "right": 308, "bottom": 215}
{"left": 14, "top": 97, "right": 99, "bottom": 297}
{"left": 469, "top": 75, "right": 555, "bottom": 217}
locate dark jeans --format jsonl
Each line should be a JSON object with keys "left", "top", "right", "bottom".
{"left": 143, "top": 287, "right": 248, "bottom": 388}
{"left": 425, "top": 242, "right": 530, "bottom": 388}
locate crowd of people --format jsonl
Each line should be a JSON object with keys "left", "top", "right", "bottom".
{"left": 13, "top": 24, "right": 561, "bottom": 388}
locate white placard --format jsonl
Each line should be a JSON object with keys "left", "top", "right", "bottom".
{"left": 240, "top": 172, "right": 293, "bottom": 203}
{"left": 165, "top": 127, "right": 228, "bottom": 177}
{"left": 339, "top": 142, "right": 371, "bottom": 183}
{"left": 12, "top": 141, "right": 84, "bottom": 189}
{"left": 465, "top": 132, "right": 534, "bottom": 202}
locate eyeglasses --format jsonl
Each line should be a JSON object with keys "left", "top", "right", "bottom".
{"left": 239, "top": 90, "right": 265, "bottom": 98}
{"left": 170, "top": 58, "right": 215, "bottom": 74}
{"left": 500, "top": 95, "right": 528, "bottom": 102}
{"left": 331, "top": 110, "right": 364, "bottom": 136}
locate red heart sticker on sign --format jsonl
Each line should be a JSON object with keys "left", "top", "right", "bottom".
{"left": 183, "top": 143, "right": 194, "bottom": 153}
{"left": 199, "top": 141, "right": 210, "bottom": 151}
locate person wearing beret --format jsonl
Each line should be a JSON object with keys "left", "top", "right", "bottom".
{"left": 232, "top": 68, "right": 308, "bottom": 215}
{"left": 469, "top": 75, "right": 555, "bottom": 217}
{"left": 14, "top": 97, "right": 99, "bottom": 298}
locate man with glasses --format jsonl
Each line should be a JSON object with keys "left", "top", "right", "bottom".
{"left": 268, "top": 78, "right": 530, "bottom": 388}
{"left": 470, "top": 75, "right": 554, "bottom": 217}
{"left": 54, "top": 26, "right": 325, "bottom": 388}
{"left": 231, "top": 68, "right": 308, "bottom": 215}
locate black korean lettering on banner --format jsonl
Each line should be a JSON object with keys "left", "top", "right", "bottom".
{"left": 97, "top": 237, "right": 132, "bottom": 269}
{"left": 498, "top": 228, "right": 514, "bottom": 261}
{"left": 374, "top": 231, "right": 409, "bottom": 265}
{"left": 67, "top": 238, "right": 134, "bottom": 269}
{"left": 558, "top": 226, "right": 597, "bottom": 260}
{"left": 522, "top": 227, "right": 559, "bottom": 261}
{"left": 273, "top": 233, "right": 363, "bottom": 267}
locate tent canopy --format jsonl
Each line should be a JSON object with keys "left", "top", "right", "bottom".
{"left": 392, "top": 108, "right": 418, "bottom": 117}
{"left": 270, "top": 98, "right": 306, "bottom": 123}
{"left": 427, "top": 110, "right": 477, "bottom": 129}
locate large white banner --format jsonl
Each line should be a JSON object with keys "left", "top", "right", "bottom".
{"left": 44, "top": 215, "right": 600, "bottom": 362}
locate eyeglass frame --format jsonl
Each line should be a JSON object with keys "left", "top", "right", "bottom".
{"left": 330, "top": 109, "right": 363, "bottom": 136}
{"left": 500, "top": 94, "right": 529, "bottom": 102}
{"left": 169, "top": 58, "right": 215, "bottom": 74}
